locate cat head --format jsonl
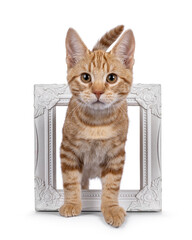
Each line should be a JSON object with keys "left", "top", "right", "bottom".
{"left": 65, "top": 27, "right": 135, "bottom": 111}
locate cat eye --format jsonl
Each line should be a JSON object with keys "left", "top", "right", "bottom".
{"left": 106, "top": 73, "right": 118, "bottom": 84}
{"left": 81, "top": 73, "right": 91, "bottom": 83}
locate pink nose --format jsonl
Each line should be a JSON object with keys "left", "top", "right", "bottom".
{"left": 93, "top": 90, "right": 104, "bottom": 100}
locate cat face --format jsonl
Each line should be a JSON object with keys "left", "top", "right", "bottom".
{"left": 66, "top": 28, "right": 135, "bottom": 111}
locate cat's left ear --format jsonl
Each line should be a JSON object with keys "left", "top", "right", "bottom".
{"left": 111, "top": 30, "right": 135, "bottom": 70}
{"left": 66, "top": 28, "right": 88, "bottom": 68}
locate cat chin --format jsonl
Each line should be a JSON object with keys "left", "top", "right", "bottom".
{"left": 88, "top": 102, "right": 109, "bottom": 110}
{"left": 86, "top": 101, "right": 113, "bottom": 111}
{"left": 76, "top": 98, "right": 120, "bottom": 112}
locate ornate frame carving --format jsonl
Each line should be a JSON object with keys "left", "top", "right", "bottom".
{"left": 34, "top": 84, "right": 161, "bottom": 212}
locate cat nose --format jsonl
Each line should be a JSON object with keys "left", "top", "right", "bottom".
{"left": 93, "top": 90, "right": 104, "bottom": 100}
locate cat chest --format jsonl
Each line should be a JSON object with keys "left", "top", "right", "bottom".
{"left": 81, "top": 140, "right": 108, "bottom": 178}
{"left": 80, "top": 140, "right": 108, "bottom": 163}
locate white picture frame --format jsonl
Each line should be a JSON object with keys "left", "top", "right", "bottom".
{"left": 34, "top": 84, "right": 161, "bottom": 212}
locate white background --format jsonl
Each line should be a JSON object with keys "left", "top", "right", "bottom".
{"left": 0, "top": 0, "right": 192, "bottom": 239}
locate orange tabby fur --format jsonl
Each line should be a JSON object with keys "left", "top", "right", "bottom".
{"left": 93, "top": 25, "right": 124, "bottom": 51}
{"left": 59, "top": 26, "right": 135, "bottom": 227}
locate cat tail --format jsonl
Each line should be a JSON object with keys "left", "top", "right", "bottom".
{"left": 92, "top": 25, "right": 124, "bottom": 51}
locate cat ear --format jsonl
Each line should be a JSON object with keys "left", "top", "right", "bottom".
{"left": 111, "top": 29, "right": 135, "bottom": 70}
{"left": 66, "top": 28, "right": 88, "bottom": 68}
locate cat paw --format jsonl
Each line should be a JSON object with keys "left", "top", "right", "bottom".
{"left": 102, "top": 205, "right": 126, "bottom": 227}
{"left": 59, "top": 203, "right": 82, "bottom": 217}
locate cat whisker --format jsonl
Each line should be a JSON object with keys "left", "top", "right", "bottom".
{"left": 119, "top": 106, "right": 128, "bottom": 117}
{"left": 68, "top": 104, "right": 81, "bottom": 118}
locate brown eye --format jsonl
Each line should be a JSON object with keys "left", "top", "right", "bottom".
{"left": 106, "top": 73, "right": 118, "bottom": 83}
{"left": 81, "top": 73, "right": 91, "bottom": 83}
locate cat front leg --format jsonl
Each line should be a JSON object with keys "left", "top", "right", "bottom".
{"left": 59, "top": 144, "right": 82, "bottom": 217}
{"left": 101, "top": 152, "right": 126, "bottom": 227}
{"left": 81, "top": 174, "right": 89, "bottom": 190}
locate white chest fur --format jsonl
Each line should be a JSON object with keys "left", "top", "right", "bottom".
{"left": 80, "top": 140, "right": 108, "bottom": 179}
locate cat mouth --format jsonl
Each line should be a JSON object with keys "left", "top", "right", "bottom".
{"left": 92, "top": 100, "right": 105, "bottom": 104}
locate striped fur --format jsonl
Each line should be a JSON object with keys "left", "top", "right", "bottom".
{"left": 59, "top": 27, "right": 135, "bottom": 227}
{"left": 93, "top": 25, "right": 124, "bottom": 51}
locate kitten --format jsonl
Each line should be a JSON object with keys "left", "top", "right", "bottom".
{"left": 59, "top": 25, "right": 135, "bottom": 227}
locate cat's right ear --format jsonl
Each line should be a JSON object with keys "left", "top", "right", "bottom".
{"left": 66, "top": 28, "right": 88, "bottom": 68}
